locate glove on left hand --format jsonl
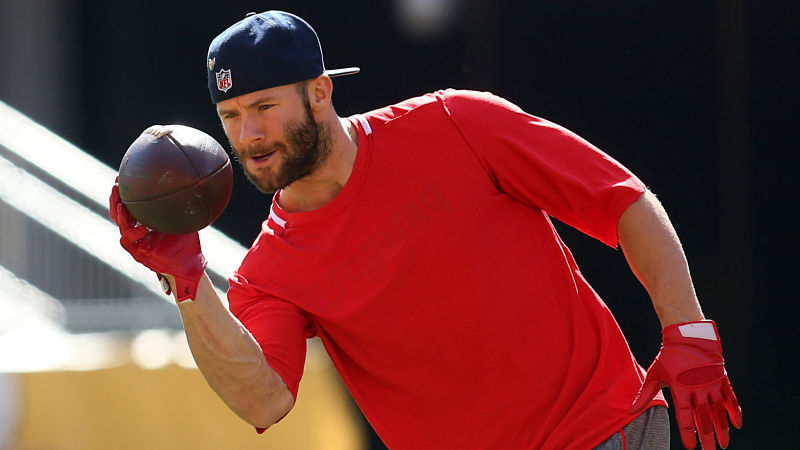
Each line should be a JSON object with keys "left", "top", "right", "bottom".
{"left": 631, "top": 320, "right": 742, "bottom": 449}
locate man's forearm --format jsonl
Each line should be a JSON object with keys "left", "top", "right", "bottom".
{"left": 617, "top": 190, "right": 705, "bottom": 327}
{"left": 165, "top": 273, "right": 294, "bottom": 428}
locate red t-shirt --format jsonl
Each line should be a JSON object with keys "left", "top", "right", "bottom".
{"left": 228, "top": 89, "right": 666, "bottom": 449}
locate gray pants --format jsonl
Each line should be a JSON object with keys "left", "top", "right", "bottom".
{"left": 593, "top": 406, "right": 670, "bottom": 450}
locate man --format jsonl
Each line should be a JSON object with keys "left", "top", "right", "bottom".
{"left": 109, "top": 10, "right": 742, "bottom": 450}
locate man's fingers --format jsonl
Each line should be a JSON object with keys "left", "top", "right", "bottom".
{"left": 120, "top": 222, "right": 148, "bottom": 248}
{"left": 721, "top": 382, "right": 743, "bottom": 429}
{"left": 630, "top": 382, "right": 661, "bottom": 414}
{"left": 630, "top": 363, "right": 666, "bottom": 414}
{"left": 116, "top": 203, "right": 138, "bottom": 229}
{"left": 112, "top": 182, "right": 152, "bottom": 258}
{"left": 711, "top": 394, "right": 730, "bottom": 448}
{"left": 109, "top": 184, "right": 122, "bottom": 224}
{"left": 696, "top": 422, "right": 716, "bottom": 450}
{"left": 694, "top": 396, "right": 716, "bottom": 450}
{"left": 677, "top": 420, "right": 698, "bottom": 449}
{"left": 673, "top": 391, "right": 698, "bottom": 449}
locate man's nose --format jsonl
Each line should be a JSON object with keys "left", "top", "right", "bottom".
{"left": 239, "top": 114, "right": 266, "bottom": 144}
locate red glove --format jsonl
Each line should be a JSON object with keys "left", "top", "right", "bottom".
{"left": 109, "top": 182, "right": 207, "bottom": 302}
{"left": 631, "top": 320, "right": 742, "bottom": 449}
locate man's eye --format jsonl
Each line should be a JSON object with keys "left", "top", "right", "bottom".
{"left": 258, "top": 104, "right": 274, "bottom": 111}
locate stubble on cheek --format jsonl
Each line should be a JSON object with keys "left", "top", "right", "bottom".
{"left": 228, "top": 142, "right": 281, "bottom": 194}
{"left": 226, "top": 99, "right": 328, "bottom": 194}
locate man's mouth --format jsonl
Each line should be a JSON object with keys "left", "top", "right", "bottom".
{"left": 251, "top": 152, "right": 273, "bottom": 160}
{"left": 248, "top": 149, "right": 277, "bottom": 163}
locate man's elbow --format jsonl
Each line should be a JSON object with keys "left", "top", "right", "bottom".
{"left": 239, "top": 386, "right": 296, "bottom": 429}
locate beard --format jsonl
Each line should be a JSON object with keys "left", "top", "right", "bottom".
{"left": 231, "top": 97, "right": 331, "bottom": 194}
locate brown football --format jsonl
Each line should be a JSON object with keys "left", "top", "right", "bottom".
{"left": 117, "top": 124, "right": 233, "bottom": 234}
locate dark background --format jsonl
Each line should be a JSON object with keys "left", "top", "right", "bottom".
{"left": 1, "top": 0, "right": 796, "bottom": 447}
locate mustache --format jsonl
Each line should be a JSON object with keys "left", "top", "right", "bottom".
{"left": 231, "top": 142, "right": 286, "bottom": 160}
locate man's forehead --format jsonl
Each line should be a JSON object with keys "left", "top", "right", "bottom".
{"left": 216, "top": 85, "right": 296, "bottom": 112}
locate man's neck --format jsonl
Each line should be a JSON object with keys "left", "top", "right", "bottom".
{"left": 277, "top": 117, "right": 358, "bottom": 213}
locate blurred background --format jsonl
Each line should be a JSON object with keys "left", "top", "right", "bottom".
{"left": 0, "top": 0, "right": 797, "bottom": 448}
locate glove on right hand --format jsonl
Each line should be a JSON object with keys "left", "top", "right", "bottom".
{"left": 109, "top": 183, "right": 206, "bottom": 302}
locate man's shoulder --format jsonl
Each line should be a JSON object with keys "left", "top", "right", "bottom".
{"left": 438, "top": 88, "right": 523, "bottom": 115}
{"left": 361, "top": 89, "right": 506, "bottom": 124}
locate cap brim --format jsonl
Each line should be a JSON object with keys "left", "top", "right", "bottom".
{"left": 325, "top": 67, "right": 360, "bottom": 77}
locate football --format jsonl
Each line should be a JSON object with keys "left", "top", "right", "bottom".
{"left": 117, "top": 124, "right": 233, "bottom": 234}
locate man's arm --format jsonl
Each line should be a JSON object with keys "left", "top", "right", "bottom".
{"left": 110, "top": 182, "right": 293, "bottom": 429}
{"left": 616, "top": 189, "right": 704, "bottom": 326}
{"left": 164, "top": 273, "right": 294, "bottom": 429}
{"left": 618, "top": 189, "right": 742, "bottom": 450}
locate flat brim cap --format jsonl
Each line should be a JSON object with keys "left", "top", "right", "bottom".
{"left": 207, "top": 10, "right": 359, "bottom": 104}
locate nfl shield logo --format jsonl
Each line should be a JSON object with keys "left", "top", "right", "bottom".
{"left": 216, "top": 69, "right": 232, "bottom": 92}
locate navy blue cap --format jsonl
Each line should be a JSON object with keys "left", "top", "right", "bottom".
{"left": 207, "top": 11, "right": 359, "bottom": 104}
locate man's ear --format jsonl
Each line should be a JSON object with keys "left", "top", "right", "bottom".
{"left": 307, "top": 75, "right": 333, "bottom": 112}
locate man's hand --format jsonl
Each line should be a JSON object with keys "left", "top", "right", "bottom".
{"left": 109, "top": 182, "right": 207, "bottom": 302}
{"left": 631, "top": 320, "right": 742, "bottom": 449}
